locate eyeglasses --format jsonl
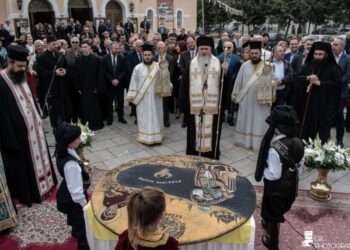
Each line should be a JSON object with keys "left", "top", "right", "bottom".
{"left": 224, "top": 47, "right": 232, "bottom": 49}
{"left": 72, "top": 41, "right": 79, "bottom": 44}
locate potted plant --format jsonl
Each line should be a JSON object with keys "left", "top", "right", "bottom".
{"left": 303, "top": 136, "right": 350, "bottom": 201}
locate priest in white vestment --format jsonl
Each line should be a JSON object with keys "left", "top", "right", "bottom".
{"left": 232, "top": 41, "right": 276, "bottom": 150}
{"left": 127, "top": 44, "right": 163, "bottom": 145}
{"left": 185, "top": 36, "right": 222, "bottom": 159}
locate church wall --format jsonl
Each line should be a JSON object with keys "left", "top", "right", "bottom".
{"left": 0, "top": 0, "right": 197, "bottom": 37}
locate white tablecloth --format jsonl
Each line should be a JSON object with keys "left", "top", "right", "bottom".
{"left": 83, "top": 205, "right": 255, "bottom": 250}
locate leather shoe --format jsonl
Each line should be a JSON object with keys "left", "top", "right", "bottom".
{"left": 134, "top": 119, "right": 137, "bottom": 125}
{"left": 181, "top": 123, "right": 187, "bottom": 128}
{"left": 228, "top": 120, "right": 235, "bottom": 126}
{"left": 118, "top": 117, "right": 127, "bottom": 124}
{"left": 106, "top": 120, "right": 113, "bottom": 126}
{"left": 130, "top": 111, "right": 136, "bottom": 117}
{"left": 164, "top": 121, "right": 170, "bottom": 127}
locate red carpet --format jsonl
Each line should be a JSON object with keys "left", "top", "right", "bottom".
{"left": 1, "top": 169, "right": 349, "bottom": 250}
{"left": 253, "top": 186, "right": 350, "bottom": 250}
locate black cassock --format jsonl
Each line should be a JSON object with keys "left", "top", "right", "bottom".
{"left": 36, "top": 50, "right": 72, "bottom": 127}
{"left": 293, "top": 61, "right": 342, "bottom": 143}
{"left": 75, "top": 54, "right": 105, "bottom": 130}
{"left": 179, "top": 65, "right": 224, "bottom": 160}
{"left": 0, "top": 77, "right": 57, "bottom": 206}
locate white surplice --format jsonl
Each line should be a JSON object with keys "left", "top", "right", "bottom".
{"left": 232, "top": 60, "right": 272, "bottom": 150}
{"left": 127, "top": 62, "right": 163, "bottom": 145}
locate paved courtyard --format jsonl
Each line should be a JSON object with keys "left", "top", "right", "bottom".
{"left": 41, "top": 107, "right": 350, "bottom": 194}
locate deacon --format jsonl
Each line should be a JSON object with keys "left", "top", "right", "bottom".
{"left": 0, "top": 45, "right": 57, "bottom": 206}
{"left": 126, "top": 44, "right": 163, "bottom": 145}
{"left": 183, "top": 35, "right": 222, "bottom": 159}
{"left": 232, "top": 41, "right": 276, "bottom": 150}
{"left": 255, "top": 105, "right": 304, "bottom": 250}
{"left": 293, "top": 41, "right": 342, "bottom": 143}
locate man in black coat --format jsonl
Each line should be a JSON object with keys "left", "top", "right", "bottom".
{"left": 36, "top": 35, "right": 72, "bottom": 128}
{"left": 103, "top": 42, "right": 127, "bottom": 125}
{"left": 126, "top": 39, "right": 144, "bottom": 123}
{"left": 140, "top": 16, "right": 151, "bottom": 34}
{"left": 179, "top": 36, "right": 196, "bottom": 128}
{"left": 124, "top": 18, "right": 134, "bottom": 37}
{"left": 75, "top": 41, "right": 105, "bottom": 131}
{"left": 293, "top": 42, "right": 342, "bottom": 143}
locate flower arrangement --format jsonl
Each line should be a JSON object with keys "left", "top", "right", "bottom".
{"left": 75, "top": 119, "right": 95, "bottom": 151}
{"left": 303, "top": 136, "right": 350, "bottom": 171}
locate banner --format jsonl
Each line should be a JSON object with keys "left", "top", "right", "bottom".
{"left": 157, "top": 0, "right": 174, "bottom": 30}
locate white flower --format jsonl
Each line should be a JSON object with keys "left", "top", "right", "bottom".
{"left": 334, "top": 152, "right": 345, "bottom": 166}
{"left": 80, "top": 132, "right": 88, "bottom": 144}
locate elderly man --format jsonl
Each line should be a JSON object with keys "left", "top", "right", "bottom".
{"left": 216, "top": 32, "right": 230, "bottom": 55}
{"left": 182, "top": 36, "right": 222, "bottom": 159}
{"left": 217, "top": 41, "right": 241, "bottom": 126}
{"left": 155, "top": 41, "right": 173, "bottom": 127}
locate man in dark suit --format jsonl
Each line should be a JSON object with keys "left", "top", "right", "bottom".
{"left": 291, "top": 38, "right": 314, "bottom": 74}
{"left": 140, "top": 16, "right": 151, "bottom": 34}
{"left": 179, "top": 36, "right": 196, "bottom": 128}
{"left": 284, "top": 37, "right": 299, "bottom": 63}
{"left": 126, "top": 39, "right": 144, "bottom": 124}
{"left": 287, "top": 38, "right": 314, "bottom": 105}
{"left": 333, "top": 37, "right": 350, "bottom": 146}
{"left": 124, "top": 18, "right": 134, "bottom": 38}
{"left": 36, "top": 35, "right": 72, "bottom": 127}
{"left": 103, "top": 42, "right": 127, "bottom": 125}
{"left": 155, "top": 41, "right": 174, "bottom": 127}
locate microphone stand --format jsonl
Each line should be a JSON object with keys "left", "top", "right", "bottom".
{"left": 214, "top": 48, "right": 227, "bottom": 158}
{"left": 42, "top": 52, "right": 63, "bottom": 118}
{"left": 197, "top": 63, "right": 208, "bottom": 157}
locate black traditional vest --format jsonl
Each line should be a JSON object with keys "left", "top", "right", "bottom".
{"left": 56, "top": 153, "right": 90, "bottom": 210}
{"left": 270, "top": 137, "right": 304, "bottom": 180}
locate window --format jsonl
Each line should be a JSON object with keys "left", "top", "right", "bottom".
{"left": 147, "top": 9, "right": 153, "bottom": 28}
{"left": 177, "top": 10, "right": 183, "bottom": 29}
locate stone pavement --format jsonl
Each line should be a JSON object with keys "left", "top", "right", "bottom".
{"left": 42, "top": 107, "right": 350, "bottom": 194}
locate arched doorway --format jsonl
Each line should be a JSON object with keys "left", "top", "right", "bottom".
{"left": 68, "top": 0, "right": 93, "bottom": 25}
{"left": 106, "top": 0, "right": 123, "bottom": 27}
{"left": 28, "top": 0, "right": 54, "bottom": 30}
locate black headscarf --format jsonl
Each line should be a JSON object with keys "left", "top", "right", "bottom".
{"left": 54, "top": 122, "right": 81, "bottom": 158}
{"left": 255, "top": 105, "right": 299, "bottom": 181}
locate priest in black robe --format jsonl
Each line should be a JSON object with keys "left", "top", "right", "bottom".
{"left": 36, "top": 35, "right": 72, "bottom": 128}
{"left": 0, "top": 45, "right": 57, "bottom": 206}
{"left": 293, "top": 41, "right": 342, "bottom": 143}
{"left": 180, "top": 36, "right": 224, "bottom": 159}
{"left": 75, "top": 41, "right": 104, "bottom": 130}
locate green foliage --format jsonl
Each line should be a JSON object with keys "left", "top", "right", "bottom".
{"left": 198, "top": 0, "right": 350, "bottom": 31}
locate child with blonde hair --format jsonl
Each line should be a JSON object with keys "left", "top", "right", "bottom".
{"left": 115, "top": 187, "right": 179, "bottom": 250}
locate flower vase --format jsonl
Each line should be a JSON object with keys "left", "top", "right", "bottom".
{"left": 76, "top": 148, "right": 92, "bottom": 174}
{"left": 309, "top": 168, "right": 331, "bottom": 201}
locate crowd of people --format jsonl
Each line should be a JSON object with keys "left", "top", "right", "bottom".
{"left": 1, "top": 16, "right": 350, "bottom": 250}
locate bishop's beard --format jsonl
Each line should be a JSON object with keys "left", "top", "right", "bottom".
{"left": 9, "top": 69, "right": 26, "bottom": 84}
{"left": 198, "top": 54, "right": 211, "bottom": 69}
{"left": 311, "top": 58, "right": 327, "bottom": 73}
